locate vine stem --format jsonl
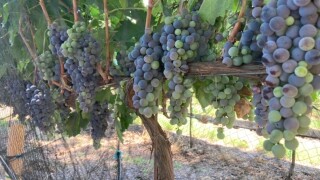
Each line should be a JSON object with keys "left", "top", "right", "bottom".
{"left": 104, "top": 0, "right": 111, "bottom": 83}
{"left": 39, "top": 0, "right": 52, "bottom": 25}
{"left": 19, "top": 17, "right": 37, "bottom": 84}
{"left": 109, "top": 7, "right": 145, "bottom": 14}
{"left": 18, "top": 17, "right": 38, "bottom": 62}
{"left": 97, "top": 64, "right": 107, "bottom": 82}
{"left": 286, "top": 150, "right": 296, "bottom": 180}
{"left": 72, "top": 0, "right": 79, "bottom": 22}
{"left": 51, "top": 80, "right": 73, "bottom": 92}
{"left": 228, "top": 0, "right": 247, "bottom": 42}
{"left": 145, "top": 0, "right": 153, "bottom": 33}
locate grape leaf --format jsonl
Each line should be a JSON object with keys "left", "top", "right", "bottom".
{"left": 188, "top": 0, "right": 198, "bottom": 10}
{"left": 0, "top": 63, "right": 9, "bottom": 79}
{"left": 193, "top": 79, "right": 213, "bottom": 109}
{"left": 89, "top": 5, "right": 100, "bottom": 19}
{"left": 234, "top": 98, "right": 251, "bottom": 118}
{"left": 199, "top": 0, "right": 233, "bottom": 25}
{"left": 1, "top": 3, "right": 9, "bottom": 26}
{"left": 65, "top": 104, "right": 90, "bottom": 137}
{"left": 119, "top": 0, "right": 128, "bottom": 8}
{"left": 65, "top": 112, "right": 82, "bottom": 136}
{"left": 95, "top": 87, "right": 116, "bottom": 103}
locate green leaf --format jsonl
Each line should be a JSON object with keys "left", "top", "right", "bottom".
{"left": 311, "top": 91, "right": 319, "bottom": 102}
{"left": 199, "top": 0, "right": 233, "bottom": 25}
{"left": 114, "top": 10, "right": 147, "bottom": 45}
{"left": 95, "top": 87, "right": 116, "bottom": 103}
{"left": 65, "top": 112, "right": 81, "bottom": 136}
{"left": 2, "top": 3, "right": 9, "bottom": 26}
{"left": 89, "top": 5, "right": 100, "bottom": 18}
{"left": 0, "top": 64, "right": 8, "bottom": 79}
{"left": 53, "top": 110, "right": 62, "bottom": 124}
{"left": 193, "top": 79, "right": 213, "bottom": 109}
{"left": 17, "top": 59, "right": 31, "bottom": 73}
{"left": 115, "top": 117, "right": 124, "bottom": 142}
{"left": 64, "top": 104, "right": 90, "bottom": 137}
{"left": 119, "top": 0, "right": 128, "bottom": 8}
{"left": 188, "top": 0, "right": 198, "bottom": 10}
{"left": 79, "top": 112, "right": 90, "bottom": 129}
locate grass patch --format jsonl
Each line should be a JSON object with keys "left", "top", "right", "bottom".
{"left": 0, "top": 119, "right": 8, "bottom": 127}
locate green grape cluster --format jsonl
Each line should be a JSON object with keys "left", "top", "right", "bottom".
{"left": 203, "top": 76, "right": 243, "bottom": 135}
{"left": 36, "top": 51, "right": 58, "bottom": 81}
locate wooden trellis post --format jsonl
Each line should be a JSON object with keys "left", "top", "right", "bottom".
{"left": 6, "top": 123, "right": 25, "bottom": 178}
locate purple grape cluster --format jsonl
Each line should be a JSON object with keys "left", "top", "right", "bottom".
{"left": 90, "top": 101, "right": 110, "bottom": 148}
{"left": 25, "top": 84, "right": 56, "bottom": 132}
{"left": 251, "top": 85, "right": 269, "bottom": 137}
{"left": 48, "top": 22, "right": 68, "bottom": 57}
{"left": 257, "top": 0, "right": 320, "bottom": 158}
{"left": 64, "top": 58, "right": 97, "bottom": 112}
{"left": 1, "top": 73, "right": 29, "bottom": 120}
{"left": 129, "top": 33, "right": 163, "bottom": 118}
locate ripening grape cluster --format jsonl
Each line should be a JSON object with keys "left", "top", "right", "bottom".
{"left": 61, "top": 21, "right": 101, "bottom": 112}
{"left": 36, "top": 51, "right": 58, "bottom": 81}
{"left": 1, "top": 73, "right": 29, "bottom": 120}
{"left": 204, "top": 76, "right": 243, "bottom": 134}
{"left": 110, "top": 48, "right": 135, "bottom": 76}
{"left": 64, "top": 58, "right": 97, "bottom": 112}
{"left": 48, "top": 22, "right": 68, "bottom": 57}
{"left": 129, "top": 33, "right": 163, "bottom": 118}
{"left": 223, "top": 0, "right": 264, "bottom": 67}
{"left": 255, "top": 0, "right": 320, "bottom": 158}
{"left": 159, "top": 9, "right": 212, "bottom": 125}
{"left": 25, "top": 84, "right": 56, "bottom": 132}
{"left": 90, "top": 101, "right": 110, "bottom": 148}
{"left": 252, "top": 85, "right": 270, "bottom": 137}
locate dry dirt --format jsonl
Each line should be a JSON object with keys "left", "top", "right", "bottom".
{"left": 1, "top": 123, "right": 320, "bottom": 180}
{"left": 107, "top": 125, "right": 320, "bottom": 180}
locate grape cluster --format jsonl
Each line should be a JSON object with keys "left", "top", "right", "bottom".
{"left": 204, "top": 76, "right": 243, "bottom": 130}
{"left": 61, "top": 22, "right": 101, "bottom": 112}
{"left": 90, "top": 101, "right": 110, "bottom": 148}
{"left": 25, "top": 84, "right": 56, "bottom": 132}
{"left": 129, "top": 33, "right": 163, "bottom": 118}
{"left": 258, "top": 0, "right": 320, "bottom": 158}
{"left": 36, "top": 51, "right": 57, "bottom": 81}
{"left": 251, "top": 85, "right": 269, "bottom": 137}
{"left": 159, "top": 9, "right": 212, "bottom": 125}
{"left": 223, "top": 0, "right": 264, "bottom": 67}
{"left": 48, "top": 22, "right": 68, "bottom": 57}
{"left": 64, "top": 58, "right": 97, "bottom": 112}
{"left": 110, "top": 48, "right": 135, "bottom": 76}
{"left": 1, "top": 73, "right": 29, "bottom": 120}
